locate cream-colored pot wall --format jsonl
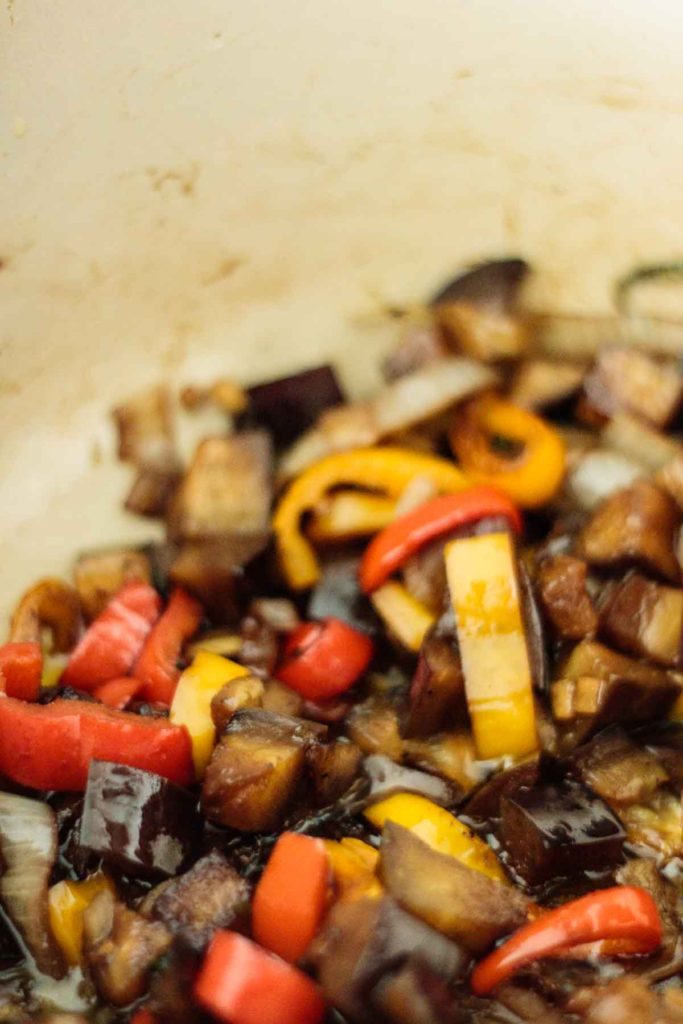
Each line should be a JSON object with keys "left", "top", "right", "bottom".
{"left": 1, "top": 0, "right": 683, "bottom": 620}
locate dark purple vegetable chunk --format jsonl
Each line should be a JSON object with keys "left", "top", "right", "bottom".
{"left": 308, "top": 554, "right": 375, "bottom": 634}
{"left": 78, "top": 761, "right": 199, "bottom": 879}
{"left": 246, "top": 364, "right": 344, "bottom": 447}
{"left": 500, "top": 779, "right": 625, "bottom": 887}
{"left": 430, "top": 258, "right": 529, "bottom": 308}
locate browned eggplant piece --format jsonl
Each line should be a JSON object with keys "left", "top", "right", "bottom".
{"left": 619, "top": 788, "right": 682, "bottom": 858}
{"left": 364, "top": 754, "right": 458, "bottom": 807}
{"left": 616, "top": 859, "right": 681, "bottom": 960}
{"left": 403, "top": 618, "right": 466, "bottom": 738}
{"left": 570, "top": 728, "right": 669, "bottom": 809}
{"left": 112, "top": 385, "right": 178, "bottom": 469}
{"left": 124, "top": 465, "right": 181, "bottom": 518}
{"left": 245, "top": 365, "right": 344, "bottom": 448}
{"left": 308, "top": 896, "right": 471, "bottom": 1024}
{"left": 9, "top": 577, "right": 82, "bottom": 652}
{"left": 0, "top": 793, "right": 65, "bottom": 979}
{"left": 149, "top": 851, "right": 250, "bottom": 952}
{"left": 237, "top": 610, "right": 278, "bottom": 678}
{"left": 402, "top": 730, "right": 479, "bottom": 791}
{"left": 431, "top": 258, "right": 530, "bottom": 362}
{"left": 464, "top": 758, "right": 540, "bottom": 822}
{"left": 379, "top": 823, "right": 528, "bottom": 953}
{"left": 554, "top": 640, "right": 680, "bottom": 729}
{"left": 167, "top": 432, "right": 273, "bottom": 540}
{"left": 495, "top": 984, "right": 571, "bottom": 1024}
{"left": 201, "top": 709, "right": 326, "bottom": 831}
{"left": 371, "top": 961, "right": 464, "bottom": 1024}
{"left": 74, "top": 547, "right": 152, "bottom": 621}
{"left": 536, "top": 555, "right": 598, "bottom": 641}
{"left": 499, "top": 779, "right": 625, "bottom": 887}
{"left": 580, "top": 347, "right": 683, "bottom": 428}
{"left": 82, "top": 889, "right": 171, "bottom": 1007}
{"left": 210, "top": 674, "right": 264, "bottom": 734}
{"left": 578, "top": 480, "right": 682, "bottom": 583}
{"left": 576, "top": 977, "right": 683, "bottom": 1023}
{"left": 78, "top": 761, "right": 200, "bottom": 879}
{"left": 261, "top": 678, "right": 305, "bottom": 717}
{"left": 382, "top": 318, "right": 449, "bottom": 382}
{"left": 347, "top": 697, "right": 404, "bottom": 762}
{"left": 401, "top": 539, "right": 448, "bottom": 615}
{"left": 308, "top": 739, "right": 363, "bottom": 804}
{"left": 599, "top": 573, "right": 683, "bottom": 668}
{"left": 147, "top": 948, "right": 199, "bottom": 1024}
{"left": 169, "top": 533, "right": 269, "bottom": 623}
{"left": 510, "top": 359, "right": 585, "bottom": 411}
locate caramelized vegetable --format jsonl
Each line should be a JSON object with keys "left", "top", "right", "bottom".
{"left": 403, "top": 618, "right": 466, "bottom": 737}
{"left": 49, "top": 872, "right": 114, "bottom": 967}
{"left": 78, "top": 761, "right": 199, "bottom": 878}
{"left": 445, "top": 531, "right": 537, "bottom": 758}
{"left": 599, "top": 573, "right": 683, "bottom": 667}
{"left": 150, "top": 851, "right": 250, "bottom": 952}
{"left": 83, "top": 890, "right": 172, "bottom": 1006}
{"left": 378, "top": 823, "right": 528, "bottom": 953}
{"left": 580, "top": 347, "right": 682, "bottom": 428}
{"left": 579, "top": 480, "right": 682, "bottom": 582}
{"left": 246, "top": 364, "right": 344, "bottom": 447}
{"left": 74, "top": 548, "right": 152, "bottom": 621}
{"left": 570, "top": 728, "right": 669, "bottom": 809}
{"left": 201, "top": 709, "right": 324, "bottom": 831}
{"left": 9, "top": 577, "right": 82, "bottom": 652}
{"left": 537, "top": 555, "right": 598, "bottom": 641}
{"left": 500, "top": 779, "right": 625, "bottom": 886}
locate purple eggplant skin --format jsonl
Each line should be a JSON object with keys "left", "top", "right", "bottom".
{"left": 500, "top": 778, "right": 626, "bottom": 888}
{"left": 77, "top": 761, "right": 200, "bottom": 880}
{"left": 430, "top": 258, "right": 529, "bottom": 309}
{"left": 244, "top": 364, "right": 345, "bottom": 448}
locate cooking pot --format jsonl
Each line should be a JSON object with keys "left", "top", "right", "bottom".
{"left": 1, "top": 0, "right": 682, "bottom": 621}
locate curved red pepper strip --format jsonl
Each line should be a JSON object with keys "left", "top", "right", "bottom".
{"left": 134, "top": 588, "right": 203, "bottom": 705}
{"left": 470, "top": 886, "right": 662, "bottom": 996}
{"left": 359, "top": 486, "right": 522, "bottom": 594}
{"left": 276, "top": 618, "right": 373, "bottom": 701}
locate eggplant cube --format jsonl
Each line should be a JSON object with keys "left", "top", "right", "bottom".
{"left": 500, "top": 780, "right": 625, "bottom": 886}
{"left": 78, "top": 761, "right": 199, "bottom": 879}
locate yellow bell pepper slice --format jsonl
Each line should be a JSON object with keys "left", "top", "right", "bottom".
{"left": 449, "top": 396, "right": 566, "bottom": 508}
{"left": 365, "top": 793, "right": 505, "bottom": 882}
{"left": 169, "top": 651, "right": 249, "bottom": 777}
{"left": 273, "top": 447, "right": 468, "bottom": 590}
{"left": 370, "top": 581, "right": 435, "bottom": 652}
{"left": 48, "top": 872, "right": 114, "bottom": 966}
{"left": 308, "top": 491, "right": 398, "bottom": 543}
{"left": 445, "top": 531, "right": 537, "bottom": 759}
{"left": 324, "top": 838, "right": 382, "bottom": 901}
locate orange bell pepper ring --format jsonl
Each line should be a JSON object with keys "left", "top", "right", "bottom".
{"left": 449, "top": 395, "right": 566, "bottom": 508}
{"left": 273, "top": 447, "right": 468, "bottom": 590}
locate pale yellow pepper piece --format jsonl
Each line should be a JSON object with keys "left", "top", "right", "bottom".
{"left": 445, "top": 531, "right": 537, "bottom": 760}
{"left": 170, "top": 651, "right": 249, "bottom": 777}
{"left": 371, "top": 581, "right": 436, "bottom": 652}
{"left": 324, "top": 838, "right": 382, "bottom": 901}
{"left": 48, "top": 872, "right": 114, "bottom": 966}
{"left": 364, "top": 792, "right": 506, "bottom": 882}
{"left": 308, "top": 491, "right": 398, "bottom": 543}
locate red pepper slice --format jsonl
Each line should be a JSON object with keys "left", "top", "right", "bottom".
{"left": 195, "top": 931, "right": 325, "bottom": 1024}
{"left": 359, "top": 486, "right": 522, "bottom": 593}
{"left": 253, "top": 833, "right": 330, "bottom": 962}
{"left": 129, "top": 1011, "right": 157, "bottom": 1024}
{"left": 62, "top": 582, "right": 161, "bottom": 690}
{"left": 0, "top": 642, "right": 42, "bottom": 701}
{"left": 470, "top": 886, "right": 662, "bottom": 995}
{"left": 92, "top": 677, "right": 143, "bottom": 710}
{"left": 134, "top": 588, "right": 203, "bottom": 705}
{"left": 276, "top": 618, "right": 373, "bottom": 701}
{"left": 0, "top": 696, "right": 193, "bottom": 790}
